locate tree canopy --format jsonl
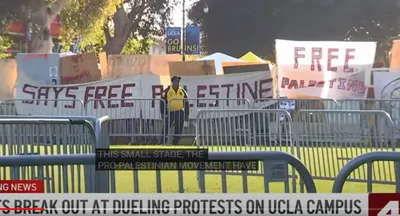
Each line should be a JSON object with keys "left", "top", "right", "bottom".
{"left": 0, "top": 0, "right": 175, "bottom": 54}
{"left": 188, "top": 0, "right": 400, "bottom": 63}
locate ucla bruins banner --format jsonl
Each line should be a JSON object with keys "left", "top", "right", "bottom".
{"left": 184, "top": 26, "right": 200, "bottom": 55}
{"left": 166, "top": 27, "right": 181, "bottom": 54}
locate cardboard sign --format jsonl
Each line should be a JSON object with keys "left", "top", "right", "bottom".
{"left": 60, "top": 53, "right": 101, "bottom": 84}
{"left": 106, "top": 54, "right": 181, "bottom": 78}
{"left": 0, "top": 59, "right": 17, "bottom": 99}
{"left": 168, "top": 60, "right": 216, "bottom": 76}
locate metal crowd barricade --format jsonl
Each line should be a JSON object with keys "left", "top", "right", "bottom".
{"left": 293, "top": 109, "right": 397, "bottom": 187}
{"left": 0, "top": 116, "right": 111, "bottom": 193}
{"left": 253, "top": 98, "right": 338, "bottom": 111}
{"left": 0, "top": 151, "right": 317, "bottom": 193}
{"left": 0, "top": 154, "right": 99, "bottom": 193}
{"left": 195, "top": 109, "right": 300, "bottom": 192}
{"left": 2, "top": 99, "right": 85, "bottom": 116}
{"left": 332, "top": 152, "right": 400, "bottom": 193}
{"left": 166, "top": 98, "right": 251, "bottom": 145}
{"left": 336, "top": 99, "right": 400, "bottom": 137}
{"left": 85, "top": 99, "right": 165, "bottom": 145}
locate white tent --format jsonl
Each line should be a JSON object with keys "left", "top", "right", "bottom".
{"left": 197, "top": 52, "right": 244, "bottom": 74}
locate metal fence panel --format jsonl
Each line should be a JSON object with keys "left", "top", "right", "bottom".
{"left": 86, "top": 99, "right": 165, "bottom": 145}
{"left": 332, "top": 152, "right": 400, "bottom": 193}
{"left": 253, "top": 98, "right": 338, "bottom": 112}
{"left": 164, "top": 98, "right": 251, "bottom": 145}
{"left": 195, "top": 109, "right": 299, "bottom": 191}
{"left": 0, "top": 116, "right": 108, "bottom": 193}
{"left": 336, "top": 99, "right": 400, "bottom": 137}
{"left": 3, "top": 99, "right": 85, "bottom": 116}
{"left": 293, "top": 109, "right": 397, "bottom": 186}
{"left": 0, "top": 151, "right": 317, "bottom": 193}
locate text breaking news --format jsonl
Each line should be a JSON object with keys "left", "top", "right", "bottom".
{"left": 95, "top": 148, "right": 258, "bottom": 171}
{"left": 0, "top": 194, "right": 377, "bottom": 216}
{"left": 0, "top": 180, "right": 44, "bottom": 193}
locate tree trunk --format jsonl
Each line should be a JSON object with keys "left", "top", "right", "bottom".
{"left": 103, "top": 7, "right": 132, "bottom": 54}
{"left": 29, "top": 13, "right": 53, "bottom": 53}
{"left": 103, "top": 37, "right": 128, "bottom": 54}
{"left": 27, "top": 0, "right": 70, "bottom": 53}
{"left": 103, "top": 5, "right": 145, "bottom": 54}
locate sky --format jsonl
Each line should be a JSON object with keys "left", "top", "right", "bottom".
{"left": 171, "top": 0, "right": 199, "bottom": 26}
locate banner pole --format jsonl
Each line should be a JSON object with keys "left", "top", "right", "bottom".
{"left": 182, "top": 0, "right": 186, "bottom": 61}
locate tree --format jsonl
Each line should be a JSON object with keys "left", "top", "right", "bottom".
{"left": 102, "top": 0, "right": 176, "bottom": 54}
{"left": 0, "top": 0, "right": 121, "bottom": 53}
{"left": 189, "top": 0, "right": 400, "bottom": 63}
{"left": 0, "top": 36, "right": 12, "bottom": 59}
{"left": 121, "top": 37, "right": 154, "bottom": 55}
{"left": 0, "top": 0, "right": 174, "bottom": 54}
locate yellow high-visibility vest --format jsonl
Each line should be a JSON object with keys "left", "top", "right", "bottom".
{"left": 165, "top": 86, "right": 185, "bottom": 111}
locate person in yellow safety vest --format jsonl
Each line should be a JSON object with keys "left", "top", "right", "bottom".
{"left": 160, "top": 76, "right": 189, "bottom": 145}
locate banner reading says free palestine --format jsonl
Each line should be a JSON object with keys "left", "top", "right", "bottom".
{"left": 16, "top": 71, "right": 273, "bottom": 119}
{"left": 275, "top": 39, "right": 376, "bottom": 99}
{"left": 166, "top": 27, "right": 181, "bottom": 54}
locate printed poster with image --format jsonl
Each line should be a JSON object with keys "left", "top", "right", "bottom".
{"left": 373, "top": 72, "right": 400, "bottom": 136}
{"left": 275, "top": 39, "right": 376, "bottom": 99}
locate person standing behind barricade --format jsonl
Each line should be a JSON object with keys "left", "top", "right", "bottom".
{"left": 160, "top": 76, "right": 189, "bottom": 145}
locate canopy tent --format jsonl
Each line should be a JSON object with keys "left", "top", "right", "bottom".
{"left": 240, "top": 52, "right": 265, "bottom": 63}
{"left": 197, "top": 52, "right": 244, "bottom": 74}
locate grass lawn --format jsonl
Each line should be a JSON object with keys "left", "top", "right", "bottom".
{"left": 0, "top": 144, "right": 397, "bottom": 193}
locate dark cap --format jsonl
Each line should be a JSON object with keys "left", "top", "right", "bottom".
{"left": 171, "top": 76, "right": 181, "bottom": 82}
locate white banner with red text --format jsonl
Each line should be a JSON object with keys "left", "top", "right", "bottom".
{"left": 275, "top": 39, "right": 376, "bottom": 99}
{"left": 0, "top": 193, "right": 391, "bottom": 216}
{"left": 15, "top": 70, "right": 273, "bottom": 119}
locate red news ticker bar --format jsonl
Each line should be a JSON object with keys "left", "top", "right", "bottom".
{"left": 0, "top": 180, "right": 44, "bottom": 193}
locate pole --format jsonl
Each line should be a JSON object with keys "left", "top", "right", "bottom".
{"left": 182, "top": 0, "right": 186, "bottom": 61}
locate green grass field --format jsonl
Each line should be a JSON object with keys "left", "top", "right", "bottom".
{"left": 0, "top": 144, "right": 397, "bottom": 193}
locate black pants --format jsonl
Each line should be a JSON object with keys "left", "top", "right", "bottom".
{"left": 163, "top": 110, "right": 185, "bottom": 145}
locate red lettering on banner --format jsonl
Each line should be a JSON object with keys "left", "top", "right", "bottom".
{"left": 209, "top": 85, "right": 219, "bottom": 107}
{"left": 65, "top": 87, "right": 78, "bottom": 108}
{"left": 311, "top": 47, "right": 322, "bottom": 72}
{"left": 344, "top": 48, "right": 355, "bottom": 73}
{"left": 22, "top": 84, "right": 37, "bottom": 104}
{"left": 242, "top": 82, "right": 256, "bottom": 102}
{"left": 327, "top": 48, "right": 339, "bottom": 72}
{"left": 53, "top": 87, "right": 64, "bottom": 107}
{"left": 84, "top": 86, "right": 95, "bottom": 106}
{"left": 22, "top": 83, "right": 138, "bottom": 109}
{"left": 316, "top": 81, "right": 325, "bottom": 87}
{"left": 196, "top": 85, "right": 207, "bottom": 107}
{"left": 20, "top": 80, "right": 273, "bottom": 110}
{"left": 94, "top": 86, "right": 107, "bottom": 109}
{"left": 37, "top": 87, "right": 50, "bottom": 105}
{"left": 121, "top": 83, "right": 135, "bottom": 107}
{"left": 107, "top": 85, "right": 121, "bottom": 108}
{"left": 293, "top": 47, "right": 356, "bottom": 72}
{"left": 280, "top": 77, "right": 366, "bottom": 94}
{"left": 294, "top": 47, "right": 305, "bottom": 69}
{"left": 221, "top": 84, "right": 234, "bottom": 106}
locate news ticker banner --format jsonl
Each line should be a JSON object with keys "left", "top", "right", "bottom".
{"left": 0, "top": 193, "right": 397, "bottom": 215}
{"left": 166, "top": 26, "right": 201, "bottom": 55}
{"left": 95, "top": 149, "right": 258, "bottom": 171}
